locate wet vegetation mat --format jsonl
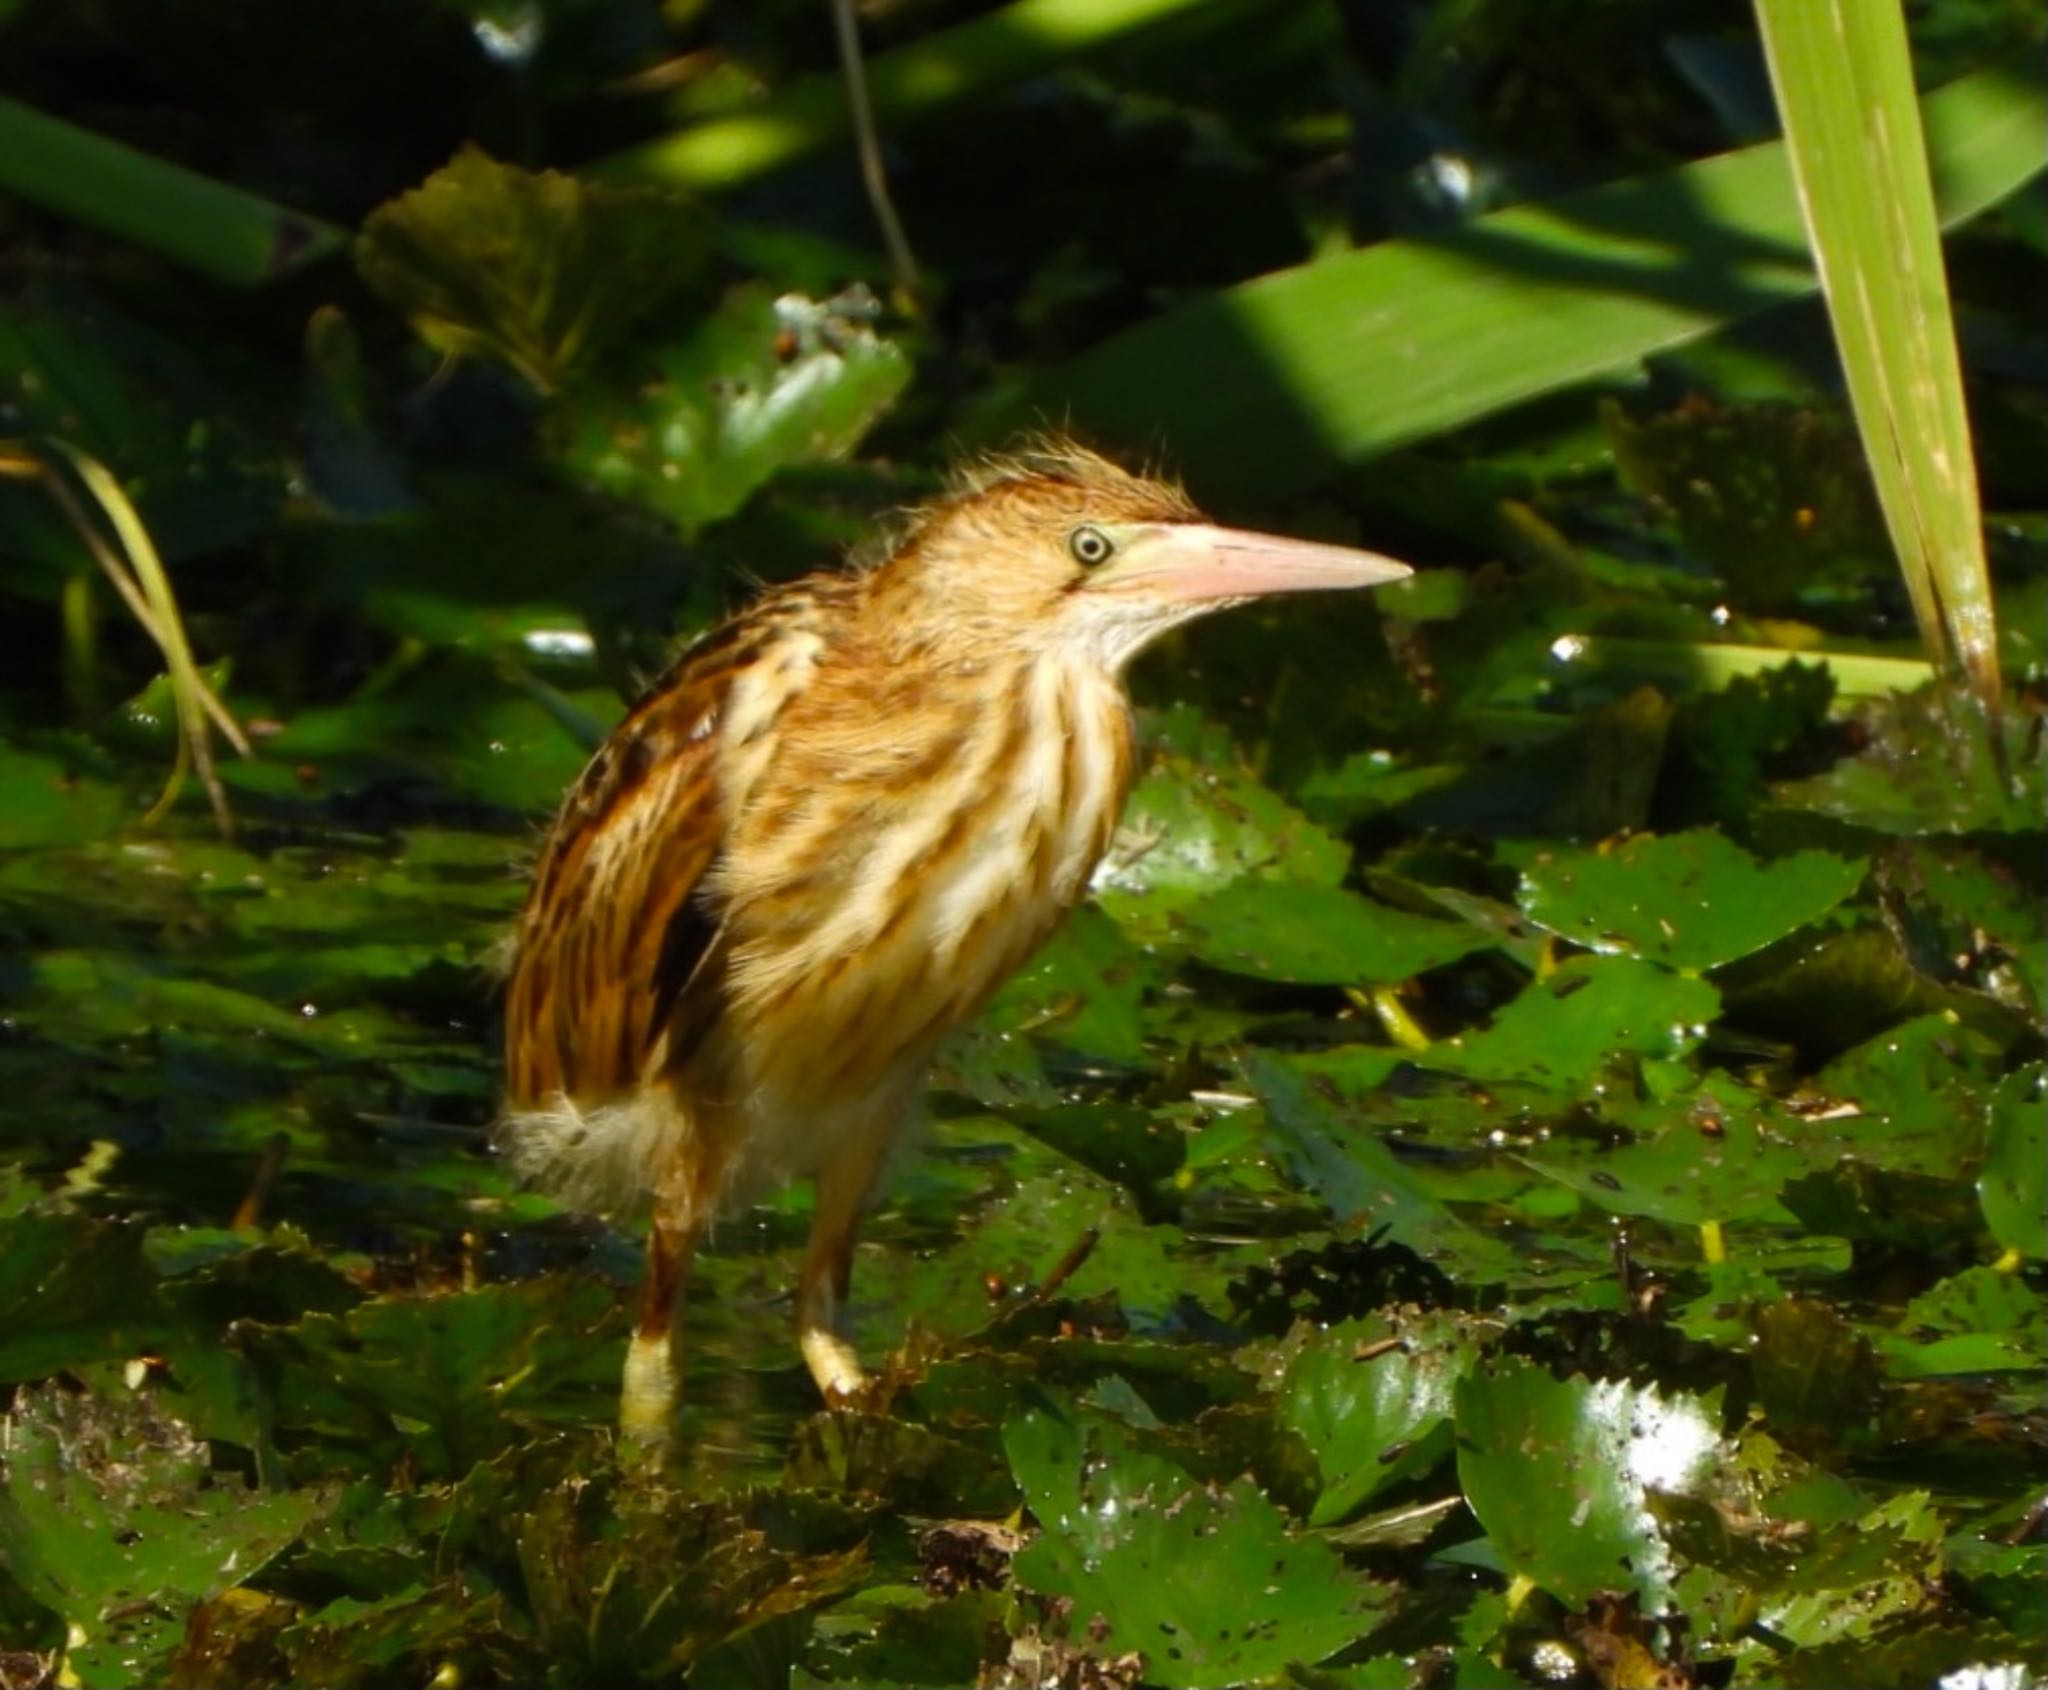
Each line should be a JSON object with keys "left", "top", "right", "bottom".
{"left": 1, "top": 1, "right": 2045, "bottom": 1686}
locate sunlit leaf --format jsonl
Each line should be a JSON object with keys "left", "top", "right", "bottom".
{"left": 1455, "top": 1358, "right": 1729, "bottom": 1609}
{"left": 0, "top": 1386, "right": 328, "bottom": 1688}
{"left": 556, "top": 284, "right": 910, "bottom": 536}
{"left": 1004, "top": 1397, "right": 1390, "bottom": 1687}
{"left": 1277, "top": 1310, "right": 1477, "bottom": 1526}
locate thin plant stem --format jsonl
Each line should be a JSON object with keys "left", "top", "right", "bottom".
{"left": 831, "top": 0, "right": 923, "bottom": 309}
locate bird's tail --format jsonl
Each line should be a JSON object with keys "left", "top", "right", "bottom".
{"left": 495, "top": 1092, "right": 678, "bottom": 1217}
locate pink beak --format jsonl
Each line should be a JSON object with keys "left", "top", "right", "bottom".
{"left": 1086, "top": 522, "right": 1412, "bottom": 602}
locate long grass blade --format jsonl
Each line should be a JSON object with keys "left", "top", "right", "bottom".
{"left": 0, "top": 96, "right": 346, "bottom": 287}
{"left": 1753, "top": 0, "right": 2000, "bottom": 709}
{"left": 40, "top": 441, "right": 250, "bottom": 836}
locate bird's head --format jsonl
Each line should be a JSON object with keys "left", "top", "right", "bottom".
{"left": 874, "top": 440, "right": 1412, "bottom": 670}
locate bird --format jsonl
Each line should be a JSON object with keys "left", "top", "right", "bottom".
{"left": 500, "top": 440, "right": 1411, "bottom": 1449}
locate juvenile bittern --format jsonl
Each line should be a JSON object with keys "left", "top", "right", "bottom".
{"left": 502, "top": 442, "right": 1410, "bottom": 1445}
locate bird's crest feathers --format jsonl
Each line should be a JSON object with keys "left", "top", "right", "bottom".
{"left": 858, "top": 436, "right": 1198, "bottom": 573}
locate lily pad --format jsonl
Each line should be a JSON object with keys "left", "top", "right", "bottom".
{"left": 1277, "top": 1310, "right": 1479, "bottom": 1525}
{"left": 0, "top": 1211, "right": 170, "bottom": 1383}
{"left": 1181, "top": 881, "right": 1492, "bottom": 986}
{"left": 1094, "top": 745, "right": 1349, "bottom": 939}
{"left": 1004, "top": 1396, "right": 1391, "bottom": 1687}
{"left": 1427, "top": 955, "right": 1721, "bottom": 1095}
{"left": 1246, "top": 1053, "right": 1557, "bottom": 1287}
{"left": 1521, "top": 1098, "right": 1807, "bottom": 1229}
{"left": 982, "top": 905, "right": 1154, "bottom": 1065}
{"left": 1454, "top": 1356, "right": 1729, "bottom": 1609}
{"left": 0, "top": 1386, "right": 328, "bottom": 1688}
{"left": 1519, "top": 829, "right": 1866, "bottom": 972}
{"left": 0, "top": 745, "right": 130, "bottom": 849}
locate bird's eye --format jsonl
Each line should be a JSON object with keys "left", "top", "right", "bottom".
{"left": 1068, "top": 525, "right": 1115, "bottom": 567}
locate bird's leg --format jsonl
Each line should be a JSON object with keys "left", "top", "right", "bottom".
{"left": 797, "top": 1126, "right": 893, "bottom": 1402}
{"left": 620, "top": 1206, "right": 694, "bottom": 1454}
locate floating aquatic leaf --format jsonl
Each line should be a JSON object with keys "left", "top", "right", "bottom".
{"left": 1455, "top": 1357, "right": 1728, "bottom": 1609}
{"left": 1428, "top": 955, "right": 1721, "bottom": 1094}
{"left": 982, "top": 905, "right": 1154, "bottom": 1065}
{"left": 1004, "top": 1397, "right": 1390, "bottom": 1688}
{"left": 0, "top": 744, "right": 128, "bottom": 848}
{"left": 517, "top": 1471, "right": 869, "bottom": 1681}
{"left": 252, "top": 1279, "right": 622, "bottom": 1481}
{"left": 1748, "top": 1299, "right": 1882, "bottom": 1458}
{"left": 0, "top": 1211, "right": 169, "bottom": 1383}
{"left": 1277, "top": 1310, "right": 1478, "bottom": 1526}
{"left": 1519, "top": 829, "right": 1866, "bottom": 972}
{"left": 1883, "top": 843, "right": 2046, "bottom": 1021}
{"left": 1521, "top": 1094, "right": 1807, "bottom": 1229}
{"left": 1246, "top": 1052, "right": 1532, "bottom": 1285}
{"left": 1879, "top": 1266, "right": 2046, "bottom": 1379}
{"left": 1094, "top": 745, "right": 1349, "bottom": 940}
{"left": 0, "top": 1385, "right": 328, "bottom": 1689}
{"left": 1181, "top": 880, "right": 1492, "bottom": 986}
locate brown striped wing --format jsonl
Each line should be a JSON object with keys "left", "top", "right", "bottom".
{"left": 504, "top": 655, "right": 736, "bottom": 1109}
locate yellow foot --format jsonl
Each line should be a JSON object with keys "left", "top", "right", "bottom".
{"left": 799, "top": 1323, "right": 868, "bottom": 1404}
{"left": 620, "top": 1330, "right": 678, "bottom": 1455}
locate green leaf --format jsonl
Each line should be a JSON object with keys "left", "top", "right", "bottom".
{"left": 1278, "top": 1311, "right": 1477, "bottom": 1526}
{"left": 1773, "top": 687, "right": 2044, "bottom": 836}
{"left": 0, "top": 1212, "right": 169, "bottom": 1382}
{"left": 1428, "top": 956, "right": 1721, "bottom": 1094}
{"left": 254, "top": 1280, "right": 622, "bottom": 1480}
{"left": 356, "top": 147, "right": 716, "bottom": 393}
{"left": 517, "top": 1469, "right": 869, "bottom": 1680}
{"left": 1518, "top": 830, "right": 1866, "bottom": 973}
{"left": 1979, "top": 1064, "right": 2046, "bottom": 1259}
{"left": 1521, "top": 1097, "right": 1806, "bottom": 1229}
{"left": 1096, "top": 745, "right": 1350, "bottom": 940}
{"left": 1246, "top": 1053, "right": 1548, "bottom": 1286}
{"left": 0, "top": 744, "right": 128, "bottom": 848}
{"left": 0, "top": 1386, "right": 327, "bottom": 1688}
{"left": 555, "top": 284, "right": 909, "bottom": 538}
{"left": 1879, "top": 1265, "right": 2046, "bottom": 1378}
{"left": 1004, "top": 1397, "right": 1390, "bottom": 1687}
{"left": 1892, "top": 844, "right": 2047, "bottom": 1019}
{"left": 982, "top": 905, "right": 1154, "bottom": 1065}
{"left": 1749, "top": 1299, "right": 1882, "bottom": 1457}
{"left": 0, "top": 96, "right": 345, "bottom": 287}
{"left": 1454, "top": 1357, "right": 1728, "bottom": 1609}
{"left": 1812, "top": 1012, "right": 1999, "bottom": 1177}
{"left": 1182, "top": 881, "right": 1492, "bottom": 986}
